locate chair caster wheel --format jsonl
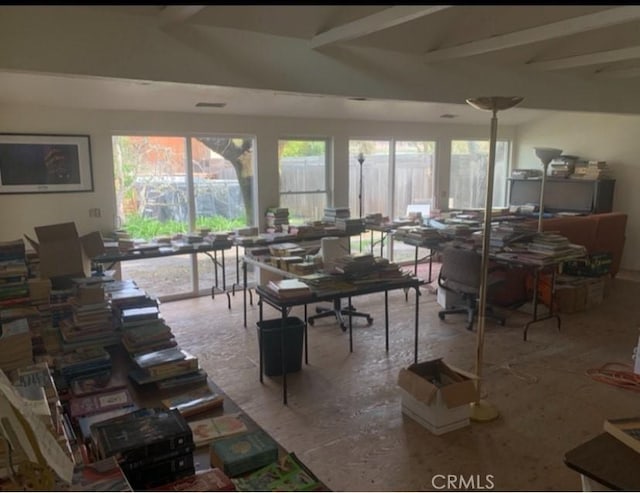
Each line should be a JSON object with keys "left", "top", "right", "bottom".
{"left": 340, "top": 324, "right": 347, "bottom": 332}
{"left": 438, "top": 313, "right": 445, "bottom": 320}
{"left": 366, "top": 317, "right": 373, "bottom": 325}
{"left": 308, "top": 319, "right": 315, "bottom": 326}
{"left": 315, "top": 307, "right": 323, "bottom": 314}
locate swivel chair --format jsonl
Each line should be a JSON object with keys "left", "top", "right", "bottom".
{"left": 308, "top": 298, "right": 373, "bottom": 331}
{"left": 437, "top": 244, "right": 505, "bottom": 331}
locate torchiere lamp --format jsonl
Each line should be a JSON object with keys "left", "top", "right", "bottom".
{"left": 534, "top": 147, "right": 563, "bottom": 232}
{"left": 357, "top": 152, "right": 365, "bottom": 218}
{"left": 465, "top": 96, "right": 524, "bottom": 422}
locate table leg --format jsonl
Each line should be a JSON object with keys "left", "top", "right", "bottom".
{"left": 304, "top": 304, "right": 308, "bottom": 365}
{"left": 258, "top": 297, "right": 264, "bottom": 383}
{"left": 524, "top": 266, "right": 562, "bottom": 341}
{"left": 243, "top": 260, "right": 248, "bottom": 328}
{"left": 281, "top": 307, "right": 287, "bottom": 405}
{"left": 385, "top": 290, "right": 389, "bottom": 352}
{"left": 414, "top": 285, "right": 419, "bottom": 364}
{"left": 349, "top": 296, "right": 353, "bottom": 353}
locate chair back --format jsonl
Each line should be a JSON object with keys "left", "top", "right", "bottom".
{"left": 438, "top": 245, "right": 482, "bottom": 294}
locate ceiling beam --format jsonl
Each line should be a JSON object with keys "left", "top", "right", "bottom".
{"left": 527, "top": 46, "right": 640, "bottom": 71}
{"left": 310, "top": 6, "right": 451, "bottom": 49}
{"left": 159, "top": 5, "right": 206, "bottom": 26}
{"left": 423, "top": 6, "right": 640, "bottom": 62}
{"left": 594, "top": 66, "right": 640, "bottom": 79}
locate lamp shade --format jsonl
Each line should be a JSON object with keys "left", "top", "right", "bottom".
{"left": 534, "top": 147, "right": 563, "bottom": 166}
{"left": 466, "top": 96, "right": 524, "bottom": 112}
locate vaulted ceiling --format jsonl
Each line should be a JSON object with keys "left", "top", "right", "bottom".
{"left": 1, "top": 5, "right": 640, "bottom": 124}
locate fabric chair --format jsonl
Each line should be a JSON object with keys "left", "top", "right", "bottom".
{"left": 437, "top": 245, "right": 505, "bottom": 331}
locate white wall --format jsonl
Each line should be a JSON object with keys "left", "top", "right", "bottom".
{"left": 515, "top": 112, "right": 640, "bottom": 271}
{"left": 0, "top": 102, "right": 515, "bottom": 242}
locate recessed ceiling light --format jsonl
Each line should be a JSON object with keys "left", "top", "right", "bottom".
{"left": 440, "top": 114, "right": 457, "bottom": 118}
{"left": 195, "top": 102, "right": 227, "bottom": 108}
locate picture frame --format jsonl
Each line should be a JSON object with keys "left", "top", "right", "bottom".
{"left": 0, "top": 133, "right": 93, "bottom": 194}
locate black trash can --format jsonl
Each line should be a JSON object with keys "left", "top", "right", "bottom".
{"left": 257, "top": 317, "right": 304, "bottom": 377}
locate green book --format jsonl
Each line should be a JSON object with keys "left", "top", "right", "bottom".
{"left": 209, "top": 429, "right": 279, "bottom": 477}
{"left": 232, "top": 452, "right": 326, "bottom": 491}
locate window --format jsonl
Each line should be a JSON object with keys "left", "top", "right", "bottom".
{"left": 449, "top": 140, "right": 509, "bottom": 209}
{"left": 278, "top": 139, "right": 329, "bottom": 225}
{"left": 112, "top": 135, "right": 255, "bottom": 300}
{"left": 348, "top": 139, "right": 435, "bottom": 263}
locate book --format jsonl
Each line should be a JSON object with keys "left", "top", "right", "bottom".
{"left": 123, "top": 452, "right": 195, "bottom": 490}
{"left": 603, "top": 416, "right": 640, "bottom": 454}
{"left": 152, "top": 467, "right": 234, "bottom": 491}
{"left": 70, "top": 370, "right": 128, "bottom": 397}
{"left": 188, "top": 414, "right": 248, "bottom": 447}
{"left": 210, "top": 429, "right": 279, "bottom": 477}
{"left": 156, "top": 369, "right": 208, "bottom": 390}
{"left": 69, "top": 388, "right": 134, "bottom": 419}
{"left": 160, "top": 385, "right": 224, "bottom": 418}
{"left": 232, "top": 452, "right": 325, "bottom": 492}
{"left": 92, "top": 408, "right": 193, "bottom": 463}
{"left": 65, "top": 456, "right": 133, "bottom": 491}
{"left": 133, "top": 347, "right": 186, "bottom": 369}
{"left": 77, "top": 405, "right": 138, "bottom": 443}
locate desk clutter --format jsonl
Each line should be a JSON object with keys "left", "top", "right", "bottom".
{"left": 0, "top": 238, "right": 329, "bottom": 491}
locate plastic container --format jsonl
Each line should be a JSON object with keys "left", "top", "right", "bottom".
{"left": 256, "top": 317, "right": 304, "bottom": 376}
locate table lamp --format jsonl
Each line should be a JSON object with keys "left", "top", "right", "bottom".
{"left": 534, "top": 147, "right": 563, "bottom": 232}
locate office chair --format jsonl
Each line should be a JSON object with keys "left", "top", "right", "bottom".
{"left": 308, "top": 298, "right": 373, "bottom": 331}
{"left": 437, "top": 245, "right": 505, "bottom": 331}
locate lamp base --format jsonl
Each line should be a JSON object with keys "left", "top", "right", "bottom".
{"left": 470, "top": 399, "right": 499, "bottom": 422}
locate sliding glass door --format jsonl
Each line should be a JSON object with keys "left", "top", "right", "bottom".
{"left": 112, "top": 135, "right": 255, "bottom": 300}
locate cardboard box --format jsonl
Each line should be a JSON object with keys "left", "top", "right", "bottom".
{"left": 26, "top": 222, "right": 104, "bottom": 288}
{"left": 436, "top": 288, "right": 464, "bottom": 309}
{"left": 397, "top": 359, "right": 478, "bottom": 435}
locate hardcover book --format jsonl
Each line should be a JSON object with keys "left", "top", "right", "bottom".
{"left": 160, "top": 385, "right": 224, "bottom": 418}
{"left": 188, "top": 414, "right": 248, "bottom": 447}
{"left": 603, "top": 416, "right": 640, "bottom": 454}
{"left": 92, "top": 408, "right": 193, "bottom": 463}
{"left": 69, "top": 388, "right": 134, "bottom": 419}
{"left": 78, "top": 405, "right": 138, "bottom": 443}
{"left": 152, "top": 467, "right": 235, "bottom": 491}
{"left": 123, "top": 452, "right": 195, "bottom": 490}
{"left": 156, "top": 369, "right": 208, "bottom": 390}
{"left": 210, "top": 429, "right": 279, "bottom": 477}
{"left": 232, "top": 452, "right": 325, "bottom": 492}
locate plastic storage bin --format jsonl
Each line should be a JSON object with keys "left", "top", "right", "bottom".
{"left": 256, "top": 317, "right": 304, "bottom": 376}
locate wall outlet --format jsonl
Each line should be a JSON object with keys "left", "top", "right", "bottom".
{"left": 89, "top": 208, "right": 101, "bottom": 218}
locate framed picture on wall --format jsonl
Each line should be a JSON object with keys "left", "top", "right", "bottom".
{"left": 0, "top": 133, "right": 93, "bottom": 194}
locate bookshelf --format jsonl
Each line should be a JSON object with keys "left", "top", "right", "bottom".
{"left": 508, "top": 178, "right": 615, "bottom": 214}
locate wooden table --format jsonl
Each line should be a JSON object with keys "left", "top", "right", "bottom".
{"left": 564, "top": 432, "right": 640, "bottom": 491}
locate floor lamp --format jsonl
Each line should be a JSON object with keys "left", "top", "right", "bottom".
{"left": 465, "top": 96, "right": 524, "bottom": 422}
{"left": 534, "top": 147, "right": 563, "bottom": 232}
{"left": 357, "top": 152, "right": 365, "bottom": 218}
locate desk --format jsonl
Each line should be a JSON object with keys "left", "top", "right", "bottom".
{"left": 254, "top": 275, "right": 423, "bottom": 405}
{"left": 564, "top": 432, "right": 640, "bottom": 491}
{"left": 93, "top": 241, "right": 233, "bottom": 307}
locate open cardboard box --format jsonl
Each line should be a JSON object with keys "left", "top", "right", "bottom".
{"left": 25, "top": 222, "right": 105, "bottom": 288}
{"left": 397, "top": 358, "right": 478, "bottom": 434}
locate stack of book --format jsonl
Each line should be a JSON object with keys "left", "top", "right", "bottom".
{"left": 266, "top": 279, "right": 312, "bottom": 299}
{"left": 364, "top": 212, "right": 384, "bottom": 225}
{"left": 323, "top": 207, "right": 351, "bottom": 223}
{"left": 55, "top": 347, "right": 113, "bottom": 391}
{"left": 0, "top": 258, "right": 30, "bottom": 310}
{"left": 58, "top": 281, "right": 118, "bottom": 352}
{"left": 160, "top": 384, "right": 224, "bottom": 419}
{"left": 232, "top": 452, "right": 325, "bottom": 492}
{"left": 265, "top": 207, "right": 290, "bottom": 233}
{"left": 333, "top": 253, "right": 376, "bottom": 278}
{"left": 572, "top": 160, "right": 612, "bottom": 180}
{"left": 152, "top": 467, "right": 234, "bottom": 491}
{"left": 121, "top": 317, "right": 177, "bottom": 356}
{"left": 128, "top": 346, "right": 200, "bottom": 386}
{"left": 0, "top": 318, "right": 33, "bottom": 373}
{"left": 334, "top": 217, "right": 365, "bottom": 234}
{"left": 91, "top": 408, "right": 195, "bottom": 490}
{"left": 187, "top": 414, "right": 248, "bottom": 447}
